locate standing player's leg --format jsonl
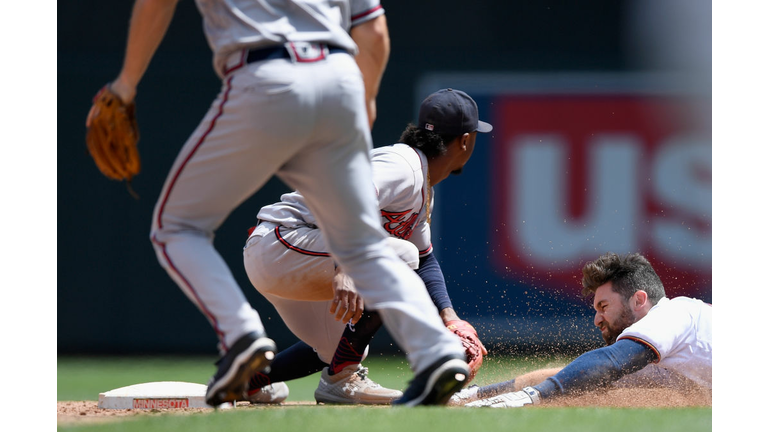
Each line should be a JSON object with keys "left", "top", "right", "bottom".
{"left": 149, "top": 62, "right": 315, "bottom": 406}
{"left": 276, "top": 54, "right": 468, "bottom": 405}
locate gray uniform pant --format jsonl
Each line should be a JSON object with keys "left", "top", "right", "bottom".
{"left": 149, "top": 52, "right": 463, "bottom": 373}
{"left": 244, "top": 222, "right": 421, "bottom": 363}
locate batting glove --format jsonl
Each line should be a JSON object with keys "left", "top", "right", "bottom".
{"left": 465, "top": 387, "right": 541, "bottom": 408}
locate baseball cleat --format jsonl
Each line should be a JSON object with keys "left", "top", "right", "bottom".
{"left": 205, "top": 331, "right": 277, "bottom": 407}
{"left": 314, "top": 365, "right": 403, "bottom": 405}
{"left": 392, "top": 355, "right": 469, "bottom": 406}
{"left": 247, "top": 382, "right": 289, "bottom": 404}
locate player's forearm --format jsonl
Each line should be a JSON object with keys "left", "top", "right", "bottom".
{"left": 350, "top": 15, "right": 390, "bottom": 127}
{"left": 534, "top": 339, "right": 656, "bottom": 398}
{"left": 113, "top": 0, "right": 179, "bottom": 102}
{"left": 474, "top": 368, "right": 562, "bottom": 399}
{"left": 416, "top": 253, "right": 454, "bottom": 318}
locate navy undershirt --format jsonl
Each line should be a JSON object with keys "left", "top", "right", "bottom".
{"left": 534, "top": 338, "right": 658, "bottom": 398}
{"left": 415, "top": 252, "right": 453, "bottom": 312}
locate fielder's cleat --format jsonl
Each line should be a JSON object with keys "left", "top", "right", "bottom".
{"left": 205, "top": 331, "right": 277, "bottom": 407}
{"left": 447, "top": 384, "right": 480, "bottom": 406}
{"left": 314, "top": 364, "right": 403, "bottom": 405}
{"left": 247, "top": 382, "right": 289, "bottom": 404}
{"left": 392, "top": 355, "right": 469, "bottom": 406}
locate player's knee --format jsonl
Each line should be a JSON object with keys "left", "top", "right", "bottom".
{"left": 386, "top": 237, "right": 420, "bottom": 269}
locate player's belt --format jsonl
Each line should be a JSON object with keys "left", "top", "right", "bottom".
{"left": 246, "top": 42, "right": 348, "bottom": 64}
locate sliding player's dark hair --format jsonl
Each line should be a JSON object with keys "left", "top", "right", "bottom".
{"left": 581, "top": 252, "right": 666, "bottom": 305}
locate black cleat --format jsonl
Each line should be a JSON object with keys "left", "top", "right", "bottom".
{"left": 205, "top": 331, "right": 277, "bottom": 407}
{"left": 392, "top": 355, "right": 469, "bottom": 406}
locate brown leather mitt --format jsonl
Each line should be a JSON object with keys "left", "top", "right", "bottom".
{"left": 86, "top": 84, "right": 140, "bottom": 182}
{"left": 445, "top": 320, "right": 488, "bottom": 383}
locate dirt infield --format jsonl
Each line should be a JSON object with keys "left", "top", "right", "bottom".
{"left": 57, "top": 387, "right": 711, "bottom": 425}
{"left": 540, "top": 386, "right": 712, "bottom": 408}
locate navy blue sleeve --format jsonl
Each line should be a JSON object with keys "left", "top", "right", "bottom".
{"left": 415, "top": 252, "right": 454, "bottom": 312}
{"left": 533, "top": 339, "right": 657, "bottom": 398}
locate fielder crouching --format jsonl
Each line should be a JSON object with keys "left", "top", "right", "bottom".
{"left": 243, "top": 89, "right": 492, "bottom": 405}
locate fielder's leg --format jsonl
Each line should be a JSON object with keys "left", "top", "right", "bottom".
{"left": 276, "top": 54, "right": 467, "bottom": 406}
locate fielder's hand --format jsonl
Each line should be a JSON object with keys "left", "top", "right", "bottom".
{"left": 445, "top": 320, "right": 488, "bottom": 382}
{"left": 330, "top": 268, "right": 365, "bottom": 324}
{"left": 465, "top": 387, "right": 541, "bottom": 408}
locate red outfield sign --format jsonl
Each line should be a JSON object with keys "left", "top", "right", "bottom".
{"left": 491, "top": 94, "right": 711, "bottom": 299}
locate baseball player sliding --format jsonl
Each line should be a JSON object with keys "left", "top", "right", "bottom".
{"left": 242, "top": 89, "right": 492, "bottom": 405}
{"left": 448, "top": 252, "right": 712, "bottom": 407}
{"left": 86, "top": 0, "right": 469, "bottom": 407}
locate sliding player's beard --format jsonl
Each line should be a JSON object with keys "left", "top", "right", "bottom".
{"left": 603, "top": 305, "right": 638, "bottom": 345}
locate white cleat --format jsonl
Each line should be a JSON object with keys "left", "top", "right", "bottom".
{"left": 315, "top": 365, "right": 402, "bottom": 405}
{"left": 247, "top": 382, "right": 289, "bottom": 404}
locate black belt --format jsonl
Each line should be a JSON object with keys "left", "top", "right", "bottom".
{"left": 246, "top": 44, "right": 347, "bottom": 64}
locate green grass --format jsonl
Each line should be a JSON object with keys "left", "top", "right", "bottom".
{"left": 57, "top": 354, "right": 571, "bottom": 402}
{"left": 57, "top": 355, "right": 712, "bottom": 432}
{"left": 58, "top": 405, "right": 712, "bottom": 432}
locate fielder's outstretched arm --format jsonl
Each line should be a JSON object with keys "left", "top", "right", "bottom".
{"left": 416, "top": 253, "right": 455, "bottom": 319}
{"left": 416, "top": 252, "right": 487, "bottom": 375}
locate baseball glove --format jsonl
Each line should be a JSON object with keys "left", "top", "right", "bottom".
{"left": 446, "top": 320, "right": 488, "bottom": 382}
{"left": 85, "top": 84, "right": 141, "bottom": 183}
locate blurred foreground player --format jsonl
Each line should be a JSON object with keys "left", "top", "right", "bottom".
{"left": 86, "top": 0, "right": 467, "bottom": 406}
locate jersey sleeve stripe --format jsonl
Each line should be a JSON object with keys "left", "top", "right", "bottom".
{"left": 351, "top": 5, "right": 384, "bottom": 26}
{"left": 617, "top": 335, "right": 661, "bottom": 363}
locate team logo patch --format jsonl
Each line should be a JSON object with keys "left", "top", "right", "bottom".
{"left": 381, "top": 210, "right": 418, "bottom": 239}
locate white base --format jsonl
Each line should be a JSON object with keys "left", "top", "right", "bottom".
{"left": 98, "top": 381, "right": 225, "bottom": 409}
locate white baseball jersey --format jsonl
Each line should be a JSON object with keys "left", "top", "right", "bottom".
{"left": 256, "top": 144, "right": 435, "bottom": 256}
{"left": 195, "top": 0, "right": 385, "bottom": 77}
{"left": 617, "top": 296, "right": 712, "bottom": 388}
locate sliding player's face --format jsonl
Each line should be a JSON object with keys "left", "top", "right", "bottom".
{"left": 592, "top": 282, "right": 638, "bottom": 345}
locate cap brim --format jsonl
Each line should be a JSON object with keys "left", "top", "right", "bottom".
{"left": 477, "top": 120, "right": 493, "bottom": 133}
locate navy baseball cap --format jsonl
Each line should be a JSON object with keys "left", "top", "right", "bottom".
{"left": 418, "top": 88, "right": 493, "bottom": 136}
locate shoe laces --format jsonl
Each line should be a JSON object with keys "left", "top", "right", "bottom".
{"left": 355, "top": 366, "right": 381, "bottom": 388}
